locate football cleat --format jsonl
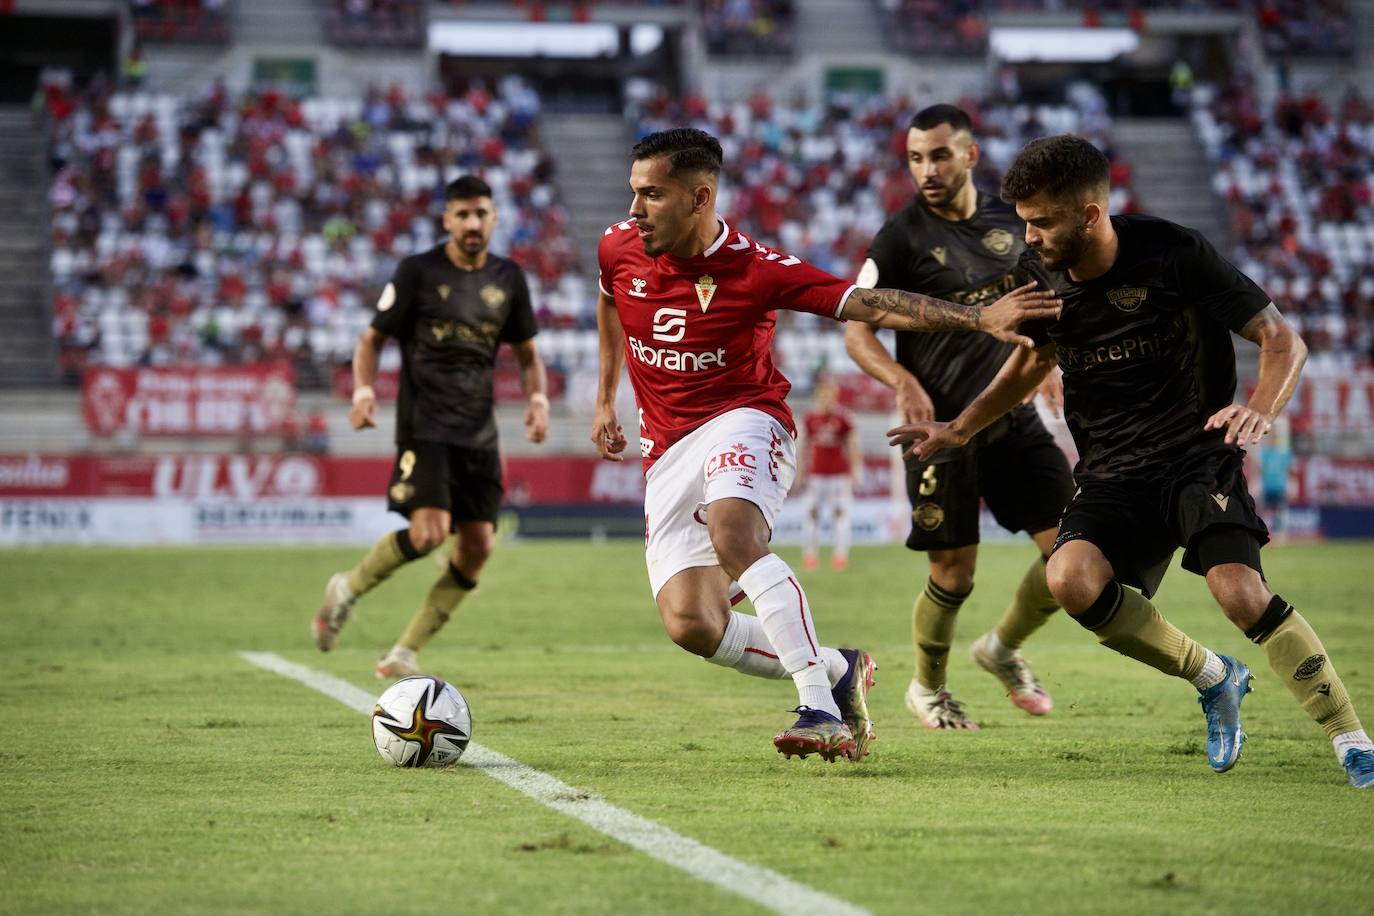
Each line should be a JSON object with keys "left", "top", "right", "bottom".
{"left": 830, "top": 556, "right": 849, "bottom": 572}
{"left": 1343, "top": 748, "right": 1374, "bottom": 789}
{"left": 1197, "top": 655, "right": 1252, "bottom": 772}
{"left": 313, "top": 573, "right": 356, "bottom": 652}
{"left": 801, "top": 554, "right": 820, "bottom": 572}
{"left": 832, "top": 648, "right": 877, "bottom": 761}
{"left": 970, "top": 632, "right": 1053, "bottom": 716}
{"left": 376, "top": 646, "right": 421, "bottom": 680}
{"left": 905, "top": 679, "right": 980, "bottom": 730}
{"left": 773, "top": 707, "right": 856, "bottom": 762}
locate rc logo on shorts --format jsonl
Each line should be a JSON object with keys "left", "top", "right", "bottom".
{"left": 982, "top": 228, "right": 1015, "bottom": 256}
{"left": 706, "top": 446, "right": 758, "bottom": 479}
{"left": 1293, "top": 654, "right": 1326, "bottom": 681}
{"left": 913, "top": 501, "right": 945, "bottom": 531}
{"left": 1107, "top": 287, "right": 1148, "bottom": 313}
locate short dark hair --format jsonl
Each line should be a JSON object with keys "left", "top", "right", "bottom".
{"left": 631, "top": 128, "right": 723, "bottom": 180}
{"left": 909, "top": 104, "right": 973, "bottom": 135}
{"left": 1000, "top": 135, "right": 1110, "bottom": 204}
{"left": 445, "top": 174, "right": 493, "bottom": 202}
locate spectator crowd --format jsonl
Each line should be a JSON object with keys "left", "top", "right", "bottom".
{"left": 42, "top": 76, "right": 585, "bottom": 383}
{"left": 1196, "top": 78, "right": 1373, "bottom": 364}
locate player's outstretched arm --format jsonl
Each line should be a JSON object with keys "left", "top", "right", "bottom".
{"left": 590, "top": 290, "right": 628, "bottom": 461}
{"left": 510, "top": 338, "right": 549, "bottom": 444}
{"left": 841, "top": 282, "right": 1060, "bottom": 348}
{"left": 888, "top": 344, "right": 1057, "bottom": 460}
{"left": 1204, "top": 302, "right": 1308, "bottom": 446}
{"left": 349, "top": 327, "right": 386, "bottom": 430}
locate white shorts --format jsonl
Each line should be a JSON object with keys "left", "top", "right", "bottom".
{"left": 805, "top": 474, "right": 852, "bottom": 512}
{"left": 643, "top": 408, "right": 796, "bottom": 598}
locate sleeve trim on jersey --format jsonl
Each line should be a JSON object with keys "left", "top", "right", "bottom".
{"left": 834, "top": 285, "right": 858, "bottom": 319}
{"left": 598, "top": 277, "right": 611, "bottom": 296}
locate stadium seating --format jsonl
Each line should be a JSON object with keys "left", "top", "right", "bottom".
{"left": 46, "top": 78, "right": 584, "bottom": 380}
{"left": 701, "top": 0, "right": 796, "bottom": 55}
{"left": 324, "top": 0, "right": 426, "bottom": 48}
{"left": 1193, "top": 80, "right": 1372, "bottom": 362}
{"left": 874, "top": 1, "right": 1347, "bottom": 58}
{"left": 130, "top": 0, "right": 232, "bottom": 45}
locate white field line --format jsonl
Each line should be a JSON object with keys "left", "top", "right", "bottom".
{"left": 240, "top": 651, "right": 869, "bottom": 916}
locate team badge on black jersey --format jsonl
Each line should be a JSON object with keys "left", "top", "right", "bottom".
{"left": 1107, "top": 286, "right": 1148, "bottom": 313}
{"left": 981, "top": 228, "right": 1015, "bottom": 255}
{"left": 480, "top": 285, "right": 506, "bottom": 310}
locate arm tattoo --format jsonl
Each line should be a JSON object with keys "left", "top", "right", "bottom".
{"left": 852, "top": 288, "right": 979, "bottom": 332}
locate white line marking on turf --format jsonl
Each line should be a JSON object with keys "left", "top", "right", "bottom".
{"left": 240, "top": 651, "right": 869, "bottom": 916}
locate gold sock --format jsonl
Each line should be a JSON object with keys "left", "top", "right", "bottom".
{"left": 1253, "top": 605, "right": 1362, "bottom": 739}
{"left": 1079, "top": 582, "right": 1206, "bottom": 681}
{"left": 398, "top": 565, "right": 476, "bottom": 652}
{"left": 994, "top": 557, "right": 1059, "bottom": 651}
{"left": 345, "top": 530, "right": 422, "bottom": 598}
{"left": 913, "top": 579, "right": 969, "bottom": 690}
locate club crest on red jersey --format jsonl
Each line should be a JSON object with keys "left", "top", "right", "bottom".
{"left": 695, "top": 275, "right": 717, "bottom": 313}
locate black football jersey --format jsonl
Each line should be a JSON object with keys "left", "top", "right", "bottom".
{"left": 865, "top": 191, "right": 1027, "bottom": 422}
{"left": 371, "top": 246, "right": 538, "bottom": 449}
{"left": 1020, "top": 214, "right": 1271, "bottom": 482}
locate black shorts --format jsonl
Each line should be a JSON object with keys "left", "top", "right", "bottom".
{"left": 386, "top": 440, "right": 503, "bottom": 528}
{"left": 1052, "top": 448, "right": 1269, "bottom": 598}
{"left": 905, "top": 406, "right": 1074, "bottom": 551}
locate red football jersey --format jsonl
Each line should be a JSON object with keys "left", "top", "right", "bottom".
{"left": 803, "top": 409, "right": 854, "bottom": 476}
{"left": 599, "top": 219, "right": 855, "bottom": 470}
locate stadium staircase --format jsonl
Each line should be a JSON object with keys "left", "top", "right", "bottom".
{"left": 1355, "top": 0, "right": 1374, "bottom": 83}
{"left": 795, "top": 0, "right": 884, "bottom": 55}
{"left": 0, "top": 105, "right": 57, "bottom": 386}
{"left": 1112, "top": 117, "right": 1229, "bottom": 249}
{"left": 539, "top": 113, "right": 632, "bottom": 272}
{"left": 233, "top": 0, "right": 325, "bottom": 48}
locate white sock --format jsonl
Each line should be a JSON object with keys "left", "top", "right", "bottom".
{"left": 983, "top": 630, "right": 1013, "bottom": 660}
{"left": 1190, "top": 649, "right": 1227, "bottom": 691}
{"left": 707, "top": 612, "right": 850, "bottom": 684}
{"left": 833, "top": 508, "right": 850, "bottom": 561}
{"left": 1334, "top": 729, "right": 1374, "bottom": 764}
{"left": 908, "top": 678, "right": 943, "bottom": 698}
{"left": 738, "top": 553, "right": 841, "bottom": 718}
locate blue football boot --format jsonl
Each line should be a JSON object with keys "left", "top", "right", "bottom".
{"left": 1197, "top": 655, "right": 1252, "bottom": 773}
{"left": 1343, "top": 748, "right": 1374, "bottom": 788}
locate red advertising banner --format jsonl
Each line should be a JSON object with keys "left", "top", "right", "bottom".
{"left": 9, "top": 452, "right": 1373, "bottom": 508}
{"left": 329, "top": 366, "right": 566, "bottom": 403}
{"left": 1268, "top": 370, "right": 1374, "bottom": 437}
{"left": 82, "top": 364, "right": 296, "bottom": 437}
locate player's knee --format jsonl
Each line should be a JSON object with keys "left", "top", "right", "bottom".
{"left": 459, "top": 530, "right": 495, "bottom": 564}
{"left": 1205, "top": 564, "right": 1270, "bottom": 629}
{"left": 659, "top": 606, "right": 720, "bottom": 657}
{"left": 928, "top": 552, "right": 975, "bottom": 595}
{"left": 1046, "top": 549, "right": 1109, "bottom": 614}
{"left": 408, "top": 524, "right": 445, "bottom": 555}
{"left": 708, "top": 529, "right": 767, "bottom": 580}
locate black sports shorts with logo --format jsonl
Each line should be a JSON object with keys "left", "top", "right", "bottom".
{"left": 385, "top": 440, "right": 503, "bottom": 528}
{"left": 1052, "top": 448, "right": 1269, "bottom": 598}
{"left": 905, "top": 405, "right": 1074, "bottom": 551}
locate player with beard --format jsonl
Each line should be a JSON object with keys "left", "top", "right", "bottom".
{"left": 889, "top": 135, "right": 1374, "bottom": 786}
{"left": 314, "top": 175, "right": 550, "bottom": 680}
{"left": 591, "top": 128, "right": 1061, "bottom": 762}
{"left": 846, "top": 105, "right": 1074, "bottom": 730}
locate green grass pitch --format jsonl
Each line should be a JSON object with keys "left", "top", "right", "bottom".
{"left": 2, "top": 540, "right": 1372, "bottom": 914}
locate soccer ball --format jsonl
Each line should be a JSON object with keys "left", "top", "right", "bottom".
{"left": 372, "top": 675, "right": 472, "bottom": 768}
